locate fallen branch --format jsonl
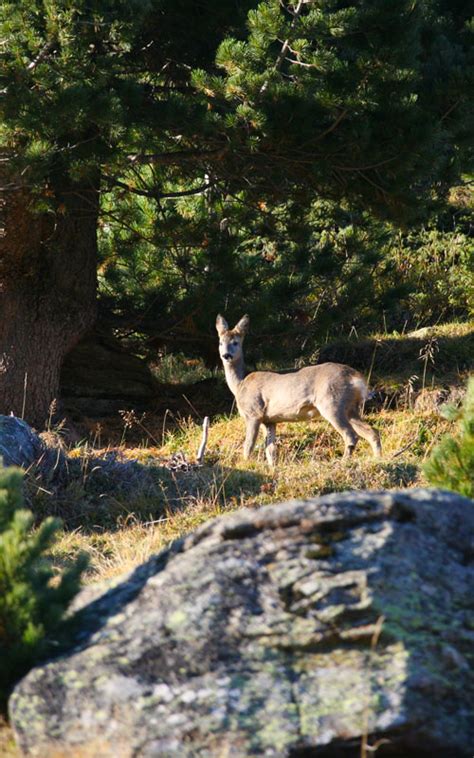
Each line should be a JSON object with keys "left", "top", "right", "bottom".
{"left": 196, "top": 416, "right": 210, "bottom": 465}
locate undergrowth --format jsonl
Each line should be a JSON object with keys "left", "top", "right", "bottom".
{"left": 424, "top": 376, "right": 474, "bottom": 497}
{"left": 0, "top": 468, "right": 87, "bottom": 708}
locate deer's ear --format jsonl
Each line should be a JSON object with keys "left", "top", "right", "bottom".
{"left": 234, "top": 314, "right": 250, "bottom": 335}
{"left": 216, "top": 314, "right": 229, "bottom": 335}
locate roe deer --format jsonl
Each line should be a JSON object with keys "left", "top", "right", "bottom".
{"left": 216, "top": 314, "right": 381, "bottom": 466}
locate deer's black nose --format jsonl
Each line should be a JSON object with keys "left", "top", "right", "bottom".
{"left": 223, "top": 353, "right": 232, "bottom": 361}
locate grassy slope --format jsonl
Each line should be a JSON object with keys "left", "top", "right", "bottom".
{"left": 41, "top": 321, "right": 472, "bottom": 585}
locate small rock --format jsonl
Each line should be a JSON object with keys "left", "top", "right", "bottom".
{"left": 0, "top": 414, "right": 65, "bottom": 477}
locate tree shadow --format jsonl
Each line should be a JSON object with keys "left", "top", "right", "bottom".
{"left": 29, "top": 454, "right": 266, "bottom": 535}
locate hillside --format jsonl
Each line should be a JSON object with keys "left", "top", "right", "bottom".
{"left": 27, "top": 321, "right": 472, "bottom": 584}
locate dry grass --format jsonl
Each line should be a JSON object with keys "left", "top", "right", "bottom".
{"left": 42, "top": 405, "right": 453, "bottom": 585}
{"left": 36, "top": 320, "right": 473, "bottom": 585}
{"left": 4, "top": 322, "right": 472, "bottom": 753}
{"left": 320, "top": 319, "right": 473, "bottom": 393}
{"left": 0, "top": 718, "right": 19, "bottom": 758}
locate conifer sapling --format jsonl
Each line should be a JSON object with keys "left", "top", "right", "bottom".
{"left": 0, "top": 467, "right": 87, "bottom": 707}
{"left": 423, "top": 378, "right": 474, "bottom": 499}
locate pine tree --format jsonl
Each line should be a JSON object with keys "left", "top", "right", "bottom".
{"left": 98, "top": 186, "right": 399, "bottom": 365}
{"left": 0, "top": 467, "right": 87, "bottom": 706}
{"left": 1, "top": 0, "right": 472, "bottom": 422}
{"left": 423, "top": 378, "right": 474, "bottom": 498}
{"left": 194, "top": 0, "right": 474, "bottom": 218}
{"left": 0, "top": 0, "right": 254, "bottom": 426}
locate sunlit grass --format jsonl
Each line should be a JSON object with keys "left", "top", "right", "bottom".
{"left": 0, "top": 718, "right": 18, "bottom": 758}
{"left": 42, "top": 404, "right": 453, "bottom": 585}
{"left": 370, "top": 319, "right": 473, "bottom": 341}
{"left": 150, "top": 352, "right": 213, "bottom": 384}
{"left": 24, "top": 321, "right": 470, "bottom": 586}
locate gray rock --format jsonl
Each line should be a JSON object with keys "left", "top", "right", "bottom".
{"left": 9, "top": 489, "right": 474, "bottom": 757}
{"left": 0, "top": 414, "right": 63, "bottom": 475}
{"left": 414, "top": 386, "right": 466, "bottom": 414}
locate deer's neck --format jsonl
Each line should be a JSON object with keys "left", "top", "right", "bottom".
{"left": 222, "top": 356, "right": 245, "bottom": 397}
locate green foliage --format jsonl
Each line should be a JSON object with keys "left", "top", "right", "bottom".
{"left": 0, "top": 0, "right": 256, "bottom": 186}
{"left": 1, "top": 0, "right": 149, "bottom": 176}
{"left": 387, "top": 227, "right": 474, "bottom": 327}
{"left": 99, "top": 178, "right": 473, "bottom": 367}
{"left": 374, "top": 191, "right": 474, "bottom": 330}
{"left": 0, "top": 468, "right": 87, "bottom": 706}
{"left": 1, "top": 0, "right": 473, "bottom": 381}
{"left": 196, "top": 0, "right": 474, "bottom": 218}
{"left": 3, "top": 0, "right": 472, "bottom": 210}
{"left": 423, "top": 378, "right": 474, "bottom": 498}
{"left": 98, "top": 185, "right": 399, "bottom": 363}
{"left": 95, "top": 0, "right": 474, "bottom": 367}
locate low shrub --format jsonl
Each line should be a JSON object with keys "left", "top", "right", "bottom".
{"left": 423, "top": 378, "right": 474, "bottom": 498}
{"left": 0, "top": 467, "right": 87, "bottom": 707}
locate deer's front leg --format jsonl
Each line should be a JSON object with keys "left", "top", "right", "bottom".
{"left": 243, "top": 418, "right": 261, "bottom": 460}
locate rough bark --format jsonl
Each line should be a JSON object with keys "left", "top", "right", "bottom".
{"left": 0, "top": 167, "right": 99, "bottom": 428}
{"left": 9, "top": 489, "right": 474, "bottom": 757}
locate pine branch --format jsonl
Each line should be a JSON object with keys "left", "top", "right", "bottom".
{"left": 102, "top": 175, "right": 214, "bottom": 199}
{"left": 260, "top": 0, "right": 305, "bottom": 94}
{"left": 284, "top": 57, "right": 317, "bottom": 68}
{"left": 312, "top": 110, "right": 349, "bottom": 143}
{"left": 26, "top": 38, "right": 58, "bottom": 72}
{"left": 335, "top": 156, "right": 399, "bottom": 172}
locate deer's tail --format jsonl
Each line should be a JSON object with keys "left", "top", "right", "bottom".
{"left": 351, "top": 375, "right": 369, "bottom": 410}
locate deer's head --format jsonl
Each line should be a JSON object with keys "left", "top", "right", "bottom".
{"left": 216, "top": 314, "right": 249, "bottom": 365}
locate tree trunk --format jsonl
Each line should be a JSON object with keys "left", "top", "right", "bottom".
{"left": 0, "top": 168, "right": 99, "bottom": 428}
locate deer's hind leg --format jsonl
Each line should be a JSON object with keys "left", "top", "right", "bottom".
{"left": 349, "top": 412, "right": 382, "bottom": 458}
{"left": 317, "top": 404, "right": 358, "bottom": 458}
{"left": 263, "top": 423, "right": 277, "bottom": 467}
{"left": 243, "top": 417, "right": 261, "bottom": 460}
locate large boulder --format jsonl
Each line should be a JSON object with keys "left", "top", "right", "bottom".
{"left": 9, "top": 489, "right": 474, "bottom": 757}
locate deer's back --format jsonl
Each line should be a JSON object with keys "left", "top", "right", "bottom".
{"left": 236, "top": 363, "right": 366, "bottom": 422}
